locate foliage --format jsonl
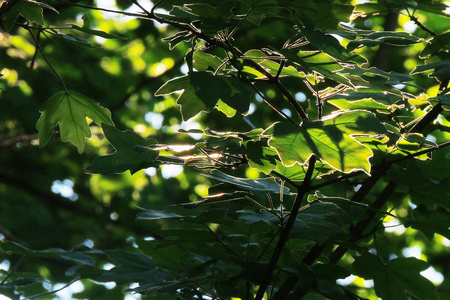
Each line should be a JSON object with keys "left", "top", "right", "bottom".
{"left": 0, "top": 0, "right": 449, "bottom": 299}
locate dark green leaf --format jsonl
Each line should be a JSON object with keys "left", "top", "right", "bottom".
{"left": 405, "top": 205, "right": 450, "bottom": 240}
{"left": 3, "top": 0, "right": 45, "bottom": 31}
{"left": 0, "top": 241, "right": 94, "bottom": 266}
{"left": 87, "top": 124, "right": 159, "bottom": 174}
{"left": 292, "top": 202, "right": 349, "bottom": 243}
{"left": 205, "top": 170, "right": 292, "bottom": 194}
{"left": 237, "top": 210, "right": 279, "bottom": 225}
{"left": 98, "top": 250, "right": 172, "bottom": 285}
{"left": 353, "top": 253, "right": 438, "bottom": 300}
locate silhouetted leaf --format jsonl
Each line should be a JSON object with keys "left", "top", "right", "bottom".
{"left": 70, "top": 13, "right": 126, "bottom": 40}
{"left": 87, "top": 124, "right": 159, "bottom": 174}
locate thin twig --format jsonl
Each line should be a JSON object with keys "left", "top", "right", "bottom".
{"left": 24, "top": 277, "right": 81, "bottom": 300}
{"left": 30, "top": 27, "right": 41, "bottom": 69}
{"left": 270, "top": 170, "right": 300, "bottom": 189}
{"left": 150, "top": 0, "right": 166, "bottom": 16}
{"left": 51, "top": 0, "right": 146, "bottom": 18}
{"left": 0, "top": 255, "right": 27, "bottom": 285}
{"left": 26, "top": 28, "right": 68, "bottom": 92}
{"left": 203, "top": 224, "right": 239, "bottom": 258}
{"left": 250, "top": 82, "right": 297, "bottom": 124}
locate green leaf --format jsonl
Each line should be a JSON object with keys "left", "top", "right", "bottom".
{"left": 238, "top": 210, "right": 279, "bottom": 226}
{"left": 36, "top": 90, "right": 113, "bottom": 153}
{"left": 346, "top": 31, "right": 421, "bottom": 51}
{"left": 70, "top": 13, "right": 126, "bottom": 40}
{"left": 3, "top": 0, "right": 45, "bottom": 31}
{"left": 308, "top": 191, "right": 369, "bottom": 222}
{"left": 328, "top": 91, "right": 402, "bottom": 106}
{"left": 328, "top": 98, "right": 390, "bottom": 110}
{"left": 193, "top": 50, "right": 223, "bottom": 72}
{"left": 161, "top": 30, "right": 193, "bottom": 49}
{"left": 87, "top": 124, "right": 159, "bottom": 174}
{"left": 268, "top": 116, "right": 375, "bottom": 173}
{"left": 0, "top": 241, "right": 94, "bottom": 266}
{"left": 155, "top": 71, "right": 251, "bottom": 120}
{"left": 352, "top": 253, "right": 438, "bottom": 300}
{"left": 215, "top": 99, "right": 237, "bottom": 117}
{"left": 387, "top": 161, "right": 450, "bottom": 209}
{"left": 298, "top": 16, "right": 365, "bottom": 65}
{"left": 322, "top": 110, "right": 387, "bottom": 135}
{"left": 58, "top": 33, "right": 97, "bottom": 48}
{"left": 405, "top": 205, "right": 450, "bottom": 240}
{"left": 205, "top": 170, "right": 291, "bottom": 194}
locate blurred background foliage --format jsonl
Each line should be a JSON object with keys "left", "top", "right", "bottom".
{"left": 0, "top": 0, "right": 449, "bottom": 299}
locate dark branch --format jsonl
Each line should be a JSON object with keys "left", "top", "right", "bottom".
{"left": 255, "top": 155, "right": 316, "bottom": 300}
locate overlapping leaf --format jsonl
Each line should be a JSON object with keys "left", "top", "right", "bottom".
{"left": 292, "top": 202, "right": 350, "bottom": 243}
{"left": 412, "top": 59, "right": 450, "bottom": 81}
{"left": 205, "top": 170, "right": 291, "bottom": 194}
{"left": 87, "top": 124, "right": 159, "bottom": 174}
{"left": 298, "top": 16, "right": 366, "bottom": 65}
{"left": 155, "top": 71, "right": 251, "bottom": 120}
{"left": 268, "top": 111, "right": 385, "bottom": 173}
{"left": 405, "top": 205, "right": 450, "bottom": 240}
{"left": 2, "top": 0, "right": 56, "bottom": 31}
{"left": 97, "top": 250, "right": 172, "bottom": 286}
{"left": 70, "top": 13, "right": 126, "bottom": 40}
{"left": 36, "top": 90, "right": 113, "bottom": 153}
{"left": 353, "top": 253, "right": 438, "bottom": 300}
{"left": 246, "top": 140, "right": 278, "bottom": 174}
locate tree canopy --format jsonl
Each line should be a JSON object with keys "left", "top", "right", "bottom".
{"left": 0, "top": 0, "right": 449, "bottom": 299}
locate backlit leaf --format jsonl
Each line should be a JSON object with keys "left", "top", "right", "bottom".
{"left": 36, "top": 90, "right": 113, "bottom": 153}
{"left": 268, "top": 118, "right": 374, "bottom": 173}
{"left": 155, "top": 72, "right": 251, "bottom": 120}
{"left": 246, "top": 140, "right": 278, "bottom": 174}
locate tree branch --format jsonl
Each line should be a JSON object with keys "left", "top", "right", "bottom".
{"left": 255, "top": 156, "right": 316, "bottom": 300}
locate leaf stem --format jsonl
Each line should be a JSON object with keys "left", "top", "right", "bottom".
{"left": 26, "top": 28, "right": 68, "bottom": 92}
{"left": 0, "top": 255, "right": 27, "bottom": 285}
{"left": 24, "top": 277, "right": 81, "bottom": 300}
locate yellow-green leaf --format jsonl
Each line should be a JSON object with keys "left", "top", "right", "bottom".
{"left": 268, "top": 122, "right": 373, "bottom": 174}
